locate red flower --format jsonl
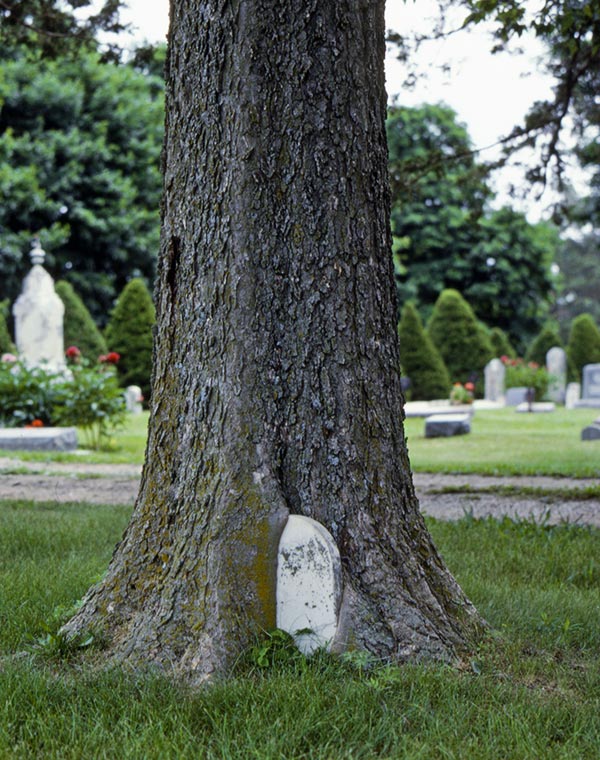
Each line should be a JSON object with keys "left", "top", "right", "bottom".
{"left": 464, "top": 382, "right": 475, "bottom": 391}
{"left": 99, "top": 352, "right": 120, "bottom": 364}
{"left": 65, "top": 345, "right": 81, "bottom": 359}
{"left": 25, "top": 419, "right": 44, "bottom": 428}
{"left": 500, "top": 355, "right": 509, "bottom": 364}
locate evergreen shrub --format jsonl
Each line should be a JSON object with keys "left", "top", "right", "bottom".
{"left": 0, "top": 300, "right": 16, "bottom": 355}
{"left": 525, "top": 324, "right": 562, "bottom": 366}
{"left": 426, "top": 289, "right": 494, "bottom": 391}
{"left": 489, "top": 327, "right": 516, "bottom": 359}
{"left": 398, "top": 303, "right": 451, "bottom": 400}
{"left": 55, "top": 280, "right": 107, "bottom": 361}
{"left": 566, "top": 313, "right": 600, "bottom": 382}
{"left": 104, "top": 278, "right": 155, "bottom": 401}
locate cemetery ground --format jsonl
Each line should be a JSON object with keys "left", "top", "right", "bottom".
{"left": 0, "top": 409, "right": 599, "bottom": 758}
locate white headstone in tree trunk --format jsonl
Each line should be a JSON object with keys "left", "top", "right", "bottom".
{"left": 276, "top": 515, "right": 342, "bottom": 654}
{"left": 13, "top": 240, "right": 65, "bottom": 372}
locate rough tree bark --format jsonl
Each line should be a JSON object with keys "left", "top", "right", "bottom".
{"left": 64, "top": 0, "right": 483, "bottom": 679}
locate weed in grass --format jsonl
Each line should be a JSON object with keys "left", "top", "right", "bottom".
{"left": 30, "top": 627, "right": 97, "bottom": 660}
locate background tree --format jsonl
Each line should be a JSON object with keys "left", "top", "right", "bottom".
{"left": 389, "top": 0, "right": 600, "bottom": 196}
{"left": 387, "top": 105, "right": 557, "bottom": 348}
{"left": 427, "top": 289, "right": 494, "bottom": 389}
{"left": 64, "top": 0, "right": 483, "bottom": 679}
{"left": 0, "top": 47, "right": 163, "bottom": 323}
{"left": 566, "top": 313, "right": 600, "bottom": 382}
{"left": 552, "top": 231, "right": 600, "bottom": 333}
{"left": 0, "top": 0, "right": 128, "bottom": 61}
{"left": 55, "top": 280, "right": 107, "bottom": 361}
{"left": 469, "top": 208, "right": 557, "bottom": 347}
{"left": 398, "top": 302, "right": 451, "bottom": 400}
{"left": 104, "top": 278, "right": 155, "bottom": 401}
{"left": 387, "top": 104, "right": 490, "bottom": 313}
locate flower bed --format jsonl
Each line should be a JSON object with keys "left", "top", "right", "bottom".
{"left": 0, "top": 348, "right": 126, "bottom": 449}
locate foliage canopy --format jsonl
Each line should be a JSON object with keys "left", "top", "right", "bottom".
{"left": 0, "top": 47, "right": 163, "bottom": 323}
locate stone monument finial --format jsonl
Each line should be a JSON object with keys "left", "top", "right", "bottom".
{"left": 30, "top": 237, "right": 46, "bottom": 266}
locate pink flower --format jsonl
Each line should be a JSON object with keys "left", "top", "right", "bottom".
{"left": 1, "top": 353, "right": 17, "bottom": 363}
{"left": 464, "top": 382, "right": 475, "bottom": 391}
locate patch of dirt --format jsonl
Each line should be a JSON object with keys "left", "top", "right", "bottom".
{"left": 0, "top": 456, "right": 140, "bottom": 505}
{"left": 0, "top": 457, "right": 598, "bottom": 526}
{"left": 413, "top": 473, "right": 600, "bottom": 528}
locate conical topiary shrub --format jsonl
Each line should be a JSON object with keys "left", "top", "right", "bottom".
{"left": 489, "top": 326, "right": 516, "bottom": 360}
{"left": 0, "top": 300, "right": 16, "bottom": 355}
{"left": 398, "top": 303, "right": 451, "bottom": 400}
{"left": 525, "top": 324, "right": 563, "bottom": 366}
{"left": 104, "top": 278, "right": 155, "bottom": 401}
{"left": 55, "top": 280, "right": 107, "bottom": 362}
{"left": 426, "top": 289, "right": 494, "bottom": 390}
{"left": 566, "top": 313, "right": 600, "bottom": 382}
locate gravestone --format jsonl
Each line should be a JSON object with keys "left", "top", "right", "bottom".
{"left": 276, "top": 515, "right": 341, "bottom": 654}
{"left": 0, "top": 427, "right": 77, "bottom": 451}
{"left": 484, "top": 358, "right": 505, "bottom": 402}
{"left": 565, "top": 382, "right": 581, "bottom": 409}
{"left": 505, "top": 387, "right": 529, "bottom": 406}
{"left": 579, "top": 363, "right": 600, "bottom": 407}
{"left": 12, "top": 239, "right": 65, "bottom": 372}
{"left": 425, "top": 413, "right": 471, "bottom": 438}
{"left": 546, "top": 346, "right": 567, "bottom": 404}
{"left": 125, "top": 385, "right": 143, "bottom": 414}
{"left": 581, "top": 417, "right": 600, "bottom": 440}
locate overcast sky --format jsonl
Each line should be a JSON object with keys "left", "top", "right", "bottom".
{"left": 116, "top": 1, "right": 559, "bottom": 217}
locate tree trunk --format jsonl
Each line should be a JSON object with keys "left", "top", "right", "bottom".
{"left": 64, "top": 0, "right": 483, "bottom": 680}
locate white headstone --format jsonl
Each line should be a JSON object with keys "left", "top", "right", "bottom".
{"left": 546, "top": 346, "right": 567, "bottom": 403}
{"left": 276, "top": 515, "right": 342, "bottom": 654}
{"left": 484, "top": 358, "right": 506, "bottom": 402}
{"left": 13, "top": 240, "right": 65, "bottom": 372}
{"left": 125, "top": 385, "right": 143, "bottom": 414}
{"left": 565, "top": 382, "right": 581, "bottom": 409}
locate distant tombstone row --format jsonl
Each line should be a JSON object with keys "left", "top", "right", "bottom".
{"left": 482, "top": 346, "right": 585, "bottom": 407}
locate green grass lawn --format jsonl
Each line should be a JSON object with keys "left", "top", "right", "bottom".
{"left": 0, "top": 498, "right": 599, "bottom": 758}
{"left": 405, "top": 407, "right": 600, "bottom": 477}
{"left": 2, "top": 407, "right": 599, "bottom": 478}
